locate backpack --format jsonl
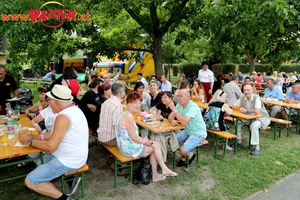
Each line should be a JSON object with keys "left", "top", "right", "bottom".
{"left": 132, "top": 159, "right": 152, "bottom": 185}
{"left": 203, "top": 106, "right": 224, "bottom": 131}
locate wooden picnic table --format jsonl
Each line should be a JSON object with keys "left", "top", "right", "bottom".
{"left": 0, "top": 114, "right": 43, "bottom": 183}
{"left": 193, "top": 100, "right": 263, "bottom": 153}
{"left": 134, "top": 111, "right": 184, "bottom": 133}
{"left": 262, "top": 99, "right": 300, "bottom": 135}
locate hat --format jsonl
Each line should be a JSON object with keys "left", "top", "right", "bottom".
{"left": 46, "top": 85, "right": 73, "bottom": 102}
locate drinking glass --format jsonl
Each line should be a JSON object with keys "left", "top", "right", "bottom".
{"left": 0, "top": 125, "right": 8, "bottom": 146}
{"left": 12, "top": 110, "right": 20, "bottom": 128}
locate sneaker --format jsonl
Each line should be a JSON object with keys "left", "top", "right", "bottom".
{"left": 17, "top": 162, "right": 30, "bottom": 168}
{"left": 67, "top": 177, "right": 81, "bottom": 196}
{"left": 250, "top": 149, "right": 261, "bottom": 156}
{"left": 230, "top": 143, "right": 243, "bottom": 148}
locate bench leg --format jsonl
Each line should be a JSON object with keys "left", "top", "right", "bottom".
{"left": 214, "top": 136, "right": 219, "bottom": 159}
{"left": 173, "top": 151, "right": 176, "bottom": 171}
{"left": 273, "top": 123, "right": 277, "bottom": 140}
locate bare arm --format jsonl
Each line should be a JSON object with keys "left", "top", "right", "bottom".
{"left": 87, "top": 104, "right": 97, "bottom": 112}
{"left": 13, "top": 89, "right": 19, "bottom": 98}
{"left": 19, "top": 114, "right": 69, "bottom": 152}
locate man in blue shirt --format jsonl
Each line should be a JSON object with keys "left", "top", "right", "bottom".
{"left": 160, "top": 75, "right": 172, "bottom": 92}
{"left": 168, "top": 88, "right": 207, "bottom": 167}
{"left": 281, "top": 82, "right": 300, "bottom": 123}
{"left": 237, "top": 71, "right": 245, "bottom": 84}
{"left": 264, "top": 79, "right": 284, "bottom": 117}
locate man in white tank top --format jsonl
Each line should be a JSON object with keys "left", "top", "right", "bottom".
{"left": 19, "top": 85, "right": 88, "bottom": 200}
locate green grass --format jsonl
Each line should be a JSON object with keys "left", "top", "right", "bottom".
{"left": 6, "top": 76, "right": 300, "bottom": 200}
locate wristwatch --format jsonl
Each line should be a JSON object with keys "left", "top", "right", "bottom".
{"left": 27, "top": 138, "right": 34, "bottom": 146}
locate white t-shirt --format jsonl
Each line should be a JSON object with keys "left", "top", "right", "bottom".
{"left": 198, "top": 69, "right": 214, "bottom": 83}
{"left": 52, "top": 106, "right": 89, "bottom": 169}
{"left": 40, "top": 107, "right": 58, "bottom": 132}
{"left": 139, "top": 77, "right": 148, "bottom": 87}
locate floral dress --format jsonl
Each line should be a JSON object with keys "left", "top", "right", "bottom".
{"left": 115, "top": 111, "right": 143, "bottom": 158}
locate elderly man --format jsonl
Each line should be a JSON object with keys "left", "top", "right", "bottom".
{"left": 198, "top": 61, "right": 214, "bottom": 102}
{"left": 168, "top": 88, "right": 207, "bottom": 167}
{"left": 137, "top": 72, "right": 148, "bottom": 88}
{"left": 264, "top": 79, "right": 284, "bottom": 117}
{"left": 237, "top": 71, "right": 245, "bottom": 83}
{"left": 98, "top": 82, "right": 125, "bottom": 145}
{"left": 160, "top": 75, "right": 172, "bottom": 92}
{"left": 103, "top": 73, "right": 112, "bottom": 86}
{"left": 234, "top": 85, "right": 270, "bottom": 156}
{"left": 19, "top": 85, "right": 88, "bottom": 200}
{"left": 281, "top": 82, "right": 300, "bottom": 127}
{"left": 223, "top": 75, "right": 242, "bottom": 106}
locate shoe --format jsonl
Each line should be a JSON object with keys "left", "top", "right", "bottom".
{"left": 230, "top": 143, "right": 243, "bottom": 148}
{"left": 251, "top": 149, "right": 261, "bottom": 156}
{"left": 176, "top": 159, "right": 186, "bottom": 167}
{"left": 163, "top": 171, "right": 178, "bottom": 177}
{"left": 152, "top": 174, "right": 166, "bottom": 182}
{"left": 188, "top": 153, "right": 196, "bottom": 165}
{"left": 226, "top": 146, "right": 233, "bottom": 151}
{"left": 17, "top": 162, "right": 30, "bottom": 168}
{"left": 67, "top": 177, "right": 81, "bottom": 196}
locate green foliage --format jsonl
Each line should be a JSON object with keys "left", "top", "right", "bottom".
{"left": 181, "top": 63, "right": 201, "bottom": 77}
{"left": 221, "top": 63, "right": 236, "bottom": 74}
{"left": 279, "top": 64, "right": 300, "bottom": 73}
{"left": 172, "top": 64, "right": 180, "bottom": 76}
{"left": 164, "top": 65, "right": 169, "bottom": 78}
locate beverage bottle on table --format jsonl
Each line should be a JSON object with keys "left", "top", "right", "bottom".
{"left": 6, "top": 103, "right": 15, "bottom": 141}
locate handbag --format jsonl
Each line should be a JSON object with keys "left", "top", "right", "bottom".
{"left": 132, "top": 159, "right": 152, "bottom": 185}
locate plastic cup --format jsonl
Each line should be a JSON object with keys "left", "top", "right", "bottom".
{"left": 0, "top": 130, "right": 8, "bottom": 146}
{"left": 236, "top": 106, "right": 241, "bottom": 111}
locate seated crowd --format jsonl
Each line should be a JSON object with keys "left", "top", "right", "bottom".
{"left": 18, "top": 62, "right": 300, "bottom": 199}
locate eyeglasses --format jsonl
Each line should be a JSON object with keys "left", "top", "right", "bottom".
{"left": 103, "top": 77, "right": 109, "bottom": 79}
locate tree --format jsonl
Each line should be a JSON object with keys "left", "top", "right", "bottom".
{"left": 84, "top": 0, "right": 205, "bottom": 76}
{"left": 198, "top": 0, "right": 300, "bottom": 73}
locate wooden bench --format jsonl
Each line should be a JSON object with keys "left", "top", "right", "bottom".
{"left": 101, "top": 144, "right": 140, "bottom": 188}
{"left": 61, "top": 164, "right": 89, "bottom": 199}
{"left": 270, "top": 117, "right": 292, "bottom": 139}
{"left": 207, "top": 130, "right": 237, "bottom": 158}
{"left": 172, "top": 140, "right": 208, "bottom": 171}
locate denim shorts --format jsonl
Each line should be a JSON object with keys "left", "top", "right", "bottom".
{"left": 27, "top": 154, "right": 77, "bottom": 185}
{"left": 177, "top": 130, "right": 205, "bottom": 153}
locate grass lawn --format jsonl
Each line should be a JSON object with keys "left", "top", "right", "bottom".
{"left": 2, "top": 76, "right": 300, "bottom": 199}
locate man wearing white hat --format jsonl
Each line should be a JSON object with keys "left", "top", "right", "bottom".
{"left": 19, "top": 84, "right": 88, "bottom": 200}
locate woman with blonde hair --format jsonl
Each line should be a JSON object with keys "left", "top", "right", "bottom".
{"left": 191, "top": 79, "right": 206, "bottom": 103}
{"left": 149, "top": 80, "right": 162, "bottom": 107}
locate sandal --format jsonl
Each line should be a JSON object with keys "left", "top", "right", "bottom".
{"left": 152, "top": 174, "right": 166, "bottom": 182}
{"left": 163, "top": 171, "right": 178, "bottom": 177}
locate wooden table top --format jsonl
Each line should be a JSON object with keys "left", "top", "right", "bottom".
{"left": 0, "top": 114, "right": 42, "bottom": 160}
{"left": 193, "top": 101, "right": 263, "bottom": 120}
{"left": 134, "top": 112, "right": 184, "bottom": 133}
{"left": 262, "top": 99, "right": 300, "bottom": 109}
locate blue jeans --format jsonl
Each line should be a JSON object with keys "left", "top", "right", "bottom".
{"left": 27, "top": 154, "right": 77, "bottom": 185}
{"left": 177, "top": 130, "right": 205, "bottom": 152}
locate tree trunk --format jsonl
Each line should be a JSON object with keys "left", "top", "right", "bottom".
{"left": 152, "top": 37, "right": 163, "bottom": 76}
{"left": 245, "top": 48, "right": 258, "bottom": 75}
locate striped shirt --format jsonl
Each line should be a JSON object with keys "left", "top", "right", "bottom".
{"left": 97, "top": 95, "right": 123, "bottom": 143}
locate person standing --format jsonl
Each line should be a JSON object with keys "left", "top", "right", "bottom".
{"left": 18, "top": 85, "right": 88, "bottom": 200}
{"left": 198, "top": 61, "right": 214, "bottom": 102}
{"left": 160, "top": 75, "right": 172, "bottom": 92}
{"left": 0, "top": 65, "right": 19, "bottom": 115}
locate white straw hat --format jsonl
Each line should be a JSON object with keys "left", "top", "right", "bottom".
{"left": 46, "top": 84, "right": 73, "bottom": 102}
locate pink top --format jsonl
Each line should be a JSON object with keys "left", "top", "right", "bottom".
{"left": 254, "top": 76, "right": 263, "bottom": 88}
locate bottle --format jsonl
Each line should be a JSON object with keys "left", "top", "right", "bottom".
{"left": 6, "top": 103, "right": 15, "bottom": 141}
